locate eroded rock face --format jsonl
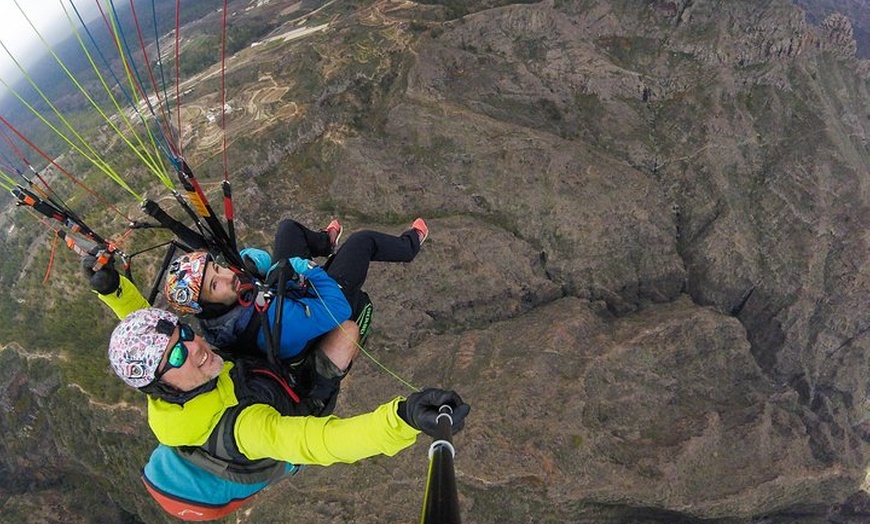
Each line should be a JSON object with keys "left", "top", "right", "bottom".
{"left": 323, "top": 1, "right": 869, "bottom": 521}
{"left": 411, "top": 296, "right": 859, "bottom": 519}
{"left": 0, "top": 346, "right": 63, "bottom": 494}
{"left": 821, "top": 13, "right": 859, "bottom": 57}
{"left": 241, "top": 296, "right": 863, "bottom": 523}
{"left": 0, "top": 346, "right": 158, "bottom": 522}
{"left": 2, "top": 0, "right": 868, "bottom": 523}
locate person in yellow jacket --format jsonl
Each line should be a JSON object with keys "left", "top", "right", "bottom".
{"left": 107, "top": 306, "right": 469, "bottom": 475}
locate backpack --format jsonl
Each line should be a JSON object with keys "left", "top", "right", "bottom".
{"left": 141, "top": 444, "right": 300, "bottom": 521}
{"left": 142, "top": 359, "right": 306, "bottom": 521}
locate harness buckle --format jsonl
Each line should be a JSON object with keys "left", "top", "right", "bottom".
{"left": 254, "top": 288, "right": 272, "bottom": 313}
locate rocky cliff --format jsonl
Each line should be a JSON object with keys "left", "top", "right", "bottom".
{"left": 793, "top": 0, "right": 870, "bottom": 58}
{"left": 0, "top": 0, "right": 868, "bottom": 523}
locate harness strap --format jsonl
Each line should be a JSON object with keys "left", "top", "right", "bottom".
{"left": 251, "top": 368, "right": 300, "bottom": 403}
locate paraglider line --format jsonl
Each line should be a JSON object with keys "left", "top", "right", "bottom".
{"left": 308, "top": 278, "right": 421, "bottom": 393}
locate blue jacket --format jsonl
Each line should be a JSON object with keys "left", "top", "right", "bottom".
{"left": 199, "top": 266, "right": 351, "bottom": 359}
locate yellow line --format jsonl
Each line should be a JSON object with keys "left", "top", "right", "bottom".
{"left": 309, "top": 278, "right": 421, "bottom": 392}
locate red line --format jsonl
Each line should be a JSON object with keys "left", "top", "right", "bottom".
{"left": 220, "top": 0, "right": 229, "bottom": 182}
{"left": 0, "top": 125, "right": 28, "bottom": 164}
{"left": 0, "top": 114, "right": 133, "bottom": 223}
{"left": 93, "top": 0, "right": 153, "bottom": 141}
{"left": 127, "top": 0, "right": 178, "bottom": 157}
{"left": 44, "top": 231, "right": 59, "bottom": 283}
{"left": 93, "top": 0, "right": 115, "bottom": 40}
{"left": 174, "top": 0, "right": 184, "bottom": 159}
{"left": 252, "top": 369, "right": 301, "bottom": 404}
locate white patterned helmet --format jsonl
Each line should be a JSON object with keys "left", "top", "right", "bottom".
{"left": 108, "top": 308, "right": 178, "bottom": 389}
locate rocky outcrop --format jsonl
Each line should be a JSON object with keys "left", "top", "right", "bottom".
{"left": 792, "top": 0, "right": 870, "bottom": 58}
{"left": 820, "top": 13, "right": 859, "bottom": 57}
{"left": 323, "top": 0, "right": 870, "bottom": 521}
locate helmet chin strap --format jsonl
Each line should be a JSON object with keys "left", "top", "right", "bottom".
{"left": 139, "top": 376, "right": 219, "bottom": 405}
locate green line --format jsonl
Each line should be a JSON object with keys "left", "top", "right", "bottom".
{"left": 99, "top": 0, "right": 175, "bottom": 189}
{"left": 13, "top": 0, "right": 168, "bottom": 191}
{"left": 58, "top": 0, "right": 170, "bottom": 186}
{"left": 0, "top": 44, "right": 142, "bottom": 202}
{"left": 0, "top": 71, "right": 142, "bottom": 202}
{"left": 0, "top": 169, "right": 17, "bottom": 190}
{"left": 309, "top": 279, "right": 421, "bottom": 393}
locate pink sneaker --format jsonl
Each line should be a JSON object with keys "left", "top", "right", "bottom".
{"left": 411, "top": 218, "right": 429, "bottom": 245}
{"left": 325, "top": 219, "right": 343, "bottom": 251}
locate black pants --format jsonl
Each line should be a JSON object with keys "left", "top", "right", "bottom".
{"left": 271, "top": 219, "right": 421, "bottom": 305}
{"left": 271, "top": 218, "right": 333, "bottom": 260}
{"left": 270, "top": 219, "right": 420, "bottom": 412}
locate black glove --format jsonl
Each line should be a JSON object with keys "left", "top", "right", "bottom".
{"left": 81, "top": 252, "right": 120, "bottom": 295}
{"left": 397, "top": 388, "right": 470, "bottom": 437}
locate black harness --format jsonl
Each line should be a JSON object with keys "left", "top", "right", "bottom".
{"left": 176, "top": 358, "right": 312, "bottom": 485}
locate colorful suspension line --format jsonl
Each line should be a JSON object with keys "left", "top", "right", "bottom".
{"left": 0, "top": 126, "right": 97, "bottom": 230}
{"left": 0, "top": 130, "right": 135, "bottom": 281}
{"left": 98, "top": 0, "right": 180, "bottom": 167}
{"left": 22, "top": 208, "right": 118, "bottom": 283}
{"left": 219, "top": 0, "right": 238, "bottom": 254}
{"left": 1, "top": 157, "right": 112, "bottom": 256}
{"left": 148, "top": 0, "right": 178, "bottom": 152}
{"left": 11, "top": 185, "right": 105, "bottom": 245}
{"left": 0, "top": 114, "right": 137, "bottom": 223}
{"left": 59, "top": 0, "right": 173, "bottom": 182}
{"left": 0, "top": 65, "right": 141, "bottom": 202}
{"left": 0, "top": 3, "right": 144, "bottom": 192}
{"left": 122, "top": 0, "right": 180, "bottom": 157}
{"left": 174, "top": 161, "right": 244, "bottom": 270}
{"left": 0, "top": 170, "right": 17, "bottom": 192}
{"left": 6, "top": 0, "right": 178, "bottom": 208}
{"left": 3, "top": 0, "right": 246, "bottom": 291}
{"left": 13, "top": 0, "right": 166, "bottom": 181}
{"left": 308, "top": 278, "right": 421, "bottom": 393}
{"left": 154, "top": 0, "right": 242, "bottom": 267}
{"left": 173, "top": 0, "right": 184, "bottom": 160}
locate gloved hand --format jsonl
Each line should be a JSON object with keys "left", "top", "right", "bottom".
{"left": 288, "top": 257, "right": 314, "bottom": 276}
{"left": 241, "top": 247, "right": 272, "bottom": 278}
{"left": 81, "top": 250, "right": 120, "bottom": 295}
{"left": 265, "top": 258, "right": 297, "bottom": 288}
{"left": 397, "top": 388, "right": 470, "bottom": 437}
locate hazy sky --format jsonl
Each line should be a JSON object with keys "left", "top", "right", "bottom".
{"left": 0, "top": 0, "right": 101, "bottom": 82}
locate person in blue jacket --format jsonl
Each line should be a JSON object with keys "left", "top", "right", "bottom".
{"left": 163, "top": 217, "right": 429, "bottom": 372}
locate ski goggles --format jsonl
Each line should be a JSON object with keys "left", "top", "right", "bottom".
{"left": 153, "top": 322, "right": 195, "bottom": 382}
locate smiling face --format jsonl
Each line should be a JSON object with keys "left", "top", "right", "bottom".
{"left": 155, "top": 325, "right": 225, "bottom": 392}
{"left": 198, "top": 261, "right": 240, "bottom": 306}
